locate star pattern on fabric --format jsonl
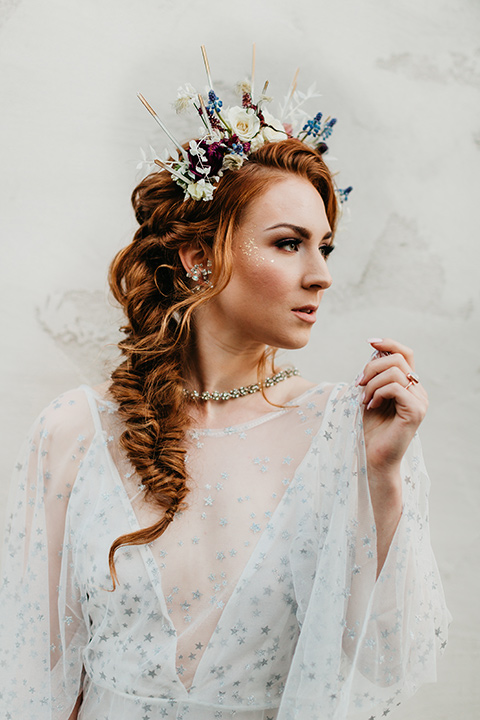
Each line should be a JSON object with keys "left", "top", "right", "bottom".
{"left": 0, "top": 380, "right": 449, "bottom": 720}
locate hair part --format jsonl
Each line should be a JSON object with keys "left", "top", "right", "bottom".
{"left": 107, "top": 138, "right": 338, "bottom": 589}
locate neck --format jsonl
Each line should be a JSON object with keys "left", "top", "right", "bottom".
{"left": 182, "top": 309, "right": 312, "bottom": 428}
{"left": 185, "top": 321, "right": 271, "bottom": 395}
{"left": 182, "top": 305, "right": 303, "bottom": 429}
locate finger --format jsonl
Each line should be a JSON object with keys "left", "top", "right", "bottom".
{"left": 361, "top": 366, "right": 415, "bottom": 405}
{"left": 367, "top": 338, "right": 415, "bottom": 370}
{"left": 357, "top": 352, "right": 413, "bottom": 387}
{"left": 365, "top": 382, "right": 427, "bottom": 424}
{"left": 362, "top": 366, "right": 428, "bottom": 407}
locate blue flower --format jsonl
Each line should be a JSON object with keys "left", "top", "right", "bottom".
{"left": 319, "top": 119, "right": 337, "bottom": 141}
{"left": 207, "top": 91, "right": 223, "bottom": 113}
{"left": 302, "top": 112, "right": 332, "bottom": 139}
{"left": 301, "top": 119, "right": 316, "bottom": 137}
{"left": 231, "top": 142, "right": 245, "bottom": 155}
{"left": 337, "top": 186, "right": 353, "bottom": 203}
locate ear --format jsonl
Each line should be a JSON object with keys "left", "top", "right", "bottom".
{"left": 178, "top": 244, "right": 212, "bottom": 276}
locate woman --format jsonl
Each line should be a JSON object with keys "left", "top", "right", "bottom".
{"left": 0, "top": 63, "right": 448, "bottom": 720}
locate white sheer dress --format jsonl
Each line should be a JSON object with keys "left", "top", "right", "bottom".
{"left": 0, "top": 379, "right": 449, "bottom": 719}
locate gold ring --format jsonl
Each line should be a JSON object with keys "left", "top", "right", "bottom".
{"left": 405, "top": 371, "right": 420, "bottom": 390}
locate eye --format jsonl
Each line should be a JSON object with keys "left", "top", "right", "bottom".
{"left": 320, "top": 244, "right": 335, "bottom": 259}
{"left": 275, "top": 239, "right": 301, "bottom": 253}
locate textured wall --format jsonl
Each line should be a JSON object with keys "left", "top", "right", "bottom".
{"left": 1, "top": 0, "right": 479, "bottom": 716}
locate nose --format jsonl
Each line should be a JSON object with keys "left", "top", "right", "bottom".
{"left": 302, "top": 254, "right": 333, "bottom": 291}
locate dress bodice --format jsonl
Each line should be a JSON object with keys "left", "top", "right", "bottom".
{"left": 0, "top": 381, "right": 449, "bottom": 720}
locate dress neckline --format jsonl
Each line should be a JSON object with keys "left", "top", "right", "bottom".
{"left": 191, "top": 381, "right": 329, "bottom": 435}
{"left": 81, "top": 381, "right": 330, "bottom": 435}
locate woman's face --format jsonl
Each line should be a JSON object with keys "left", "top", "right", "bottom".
{"left": 207, "top": 174, "right": 334, "bottom": 351}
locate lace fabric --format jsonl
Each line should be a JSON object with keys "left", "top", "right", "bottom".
{"left": 0, "top": 380, "right": 449, "bottom": 719}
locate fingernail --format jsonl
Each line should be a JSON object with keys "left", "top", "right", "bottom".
{"left": 367, "top": 337, "right": 383, "bottom": 344}
{"left": 354, "top": 372, "right": 364, "bottom": 386}
{"left": 366, "top": 398, "right": 373, "bottom": 410}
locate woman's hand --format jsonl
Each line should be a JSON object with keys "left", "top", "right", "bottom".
{"left": 356, "top": 337, "right": 428, "bottom": 482}
{"left": 356, "top": 338, "right": 428, "bottom": 574}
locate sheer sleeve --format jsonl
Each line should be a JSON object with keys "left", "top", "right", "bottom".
{"left": 0, "top": 390, "right": 95, "bottom": 719}
{"left": 278, "top": 381, "right": 450, "bottom": 720}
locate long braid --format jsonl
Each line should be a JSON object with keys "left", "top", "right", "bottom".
{"left": 107, "top": 139, "right": 338, "bottom": 590}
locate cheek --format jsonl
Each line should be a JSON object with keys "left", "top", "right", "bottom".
{"left": 214, "top": 260, "right": 297, "bottom": 335}
{"left": 238, "top": 238, "right": 281, "bottom": 269}
{"left": 239, "top": 239, "right": 266, "bottom": 267}
{"left": 232, "top": 240, "right": 297, "bottom": 307}
{"left": 234, "top": 260, "right": 294, "bottom": 306}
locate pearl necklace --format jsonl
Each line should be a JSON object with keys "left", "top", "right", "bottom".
{"left": 183, "top": 367, "right": 299, "bottom": 402}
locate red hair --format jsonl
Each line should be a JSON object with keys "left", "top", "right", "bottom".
{"left": 107, "top": 138, "right": 337, "bottom": 589}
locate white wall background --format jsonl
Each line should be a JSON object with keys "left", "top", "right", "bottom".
{"left": 1, "top": 0, "right": 479, "bottom": 717}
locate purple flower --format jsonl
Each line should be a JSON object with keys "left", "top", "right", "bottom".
{"left": 204, "top": 142, "right": 225, "bottom": 175}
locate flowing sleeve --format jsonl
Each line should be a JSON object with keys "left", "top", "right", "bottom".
{"left": 278, "top": 381, "right": 450, "bottom": 720}
{"left": 0, "top": 389, "right": 95, "bottom": 719}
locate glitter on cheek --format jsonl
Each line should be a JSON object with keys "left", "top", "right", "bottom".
{"left": 239, "top": 238, "right": 266, "bottom": 267}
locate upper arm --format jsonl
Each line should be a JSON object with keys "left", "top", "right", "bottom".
{"left": 1, "top": 388, "right": 96, "bottom": 718}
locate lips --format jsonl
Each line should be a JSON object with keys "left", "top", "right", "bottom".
{"left": 293, "top": 305, "right": 316, "bottom": 313}
{"left": 292, "top": 305, "right": 317, "bottom": 323}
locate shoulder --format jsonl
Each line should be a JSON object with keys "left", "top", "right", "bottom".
{"left": 13, "top": 386, "right": 112, "bottom": 501}
{"left": 31, "top": 385, "right": 112, "bottom": 451}
{"left": 275, "top": 373, "right": 349, "bottom": 406}
{"left": 287, "top": 378, "right": 354, "bottom": 407}
{"left": 36, "top": 386, "right": 92, "bottom": 430}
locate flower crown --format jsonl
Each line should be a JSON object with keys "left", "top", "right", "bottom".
{"left": 138, "top": 46, "right": 352, "bottom": 203}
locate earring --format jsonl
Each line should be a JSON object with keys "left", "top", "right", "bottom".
{"left": 186, "top": 260, "right": 213, "bottom": 290}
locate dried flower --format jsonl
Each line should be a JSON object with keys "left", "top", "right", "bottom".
{"left": 139, "top": 63, "right": 351, "bottom": 204}
{"left": 173, "top": 84, "right": 198, "bottom": 114}
{"left": 235, "top": 80, "right": 252, "bottom": 96}
{"left": 186, "top": 179, "right": 215, "bottom": 201}
{"left": 222, "top": 153, "right": 245, "bottom": 171}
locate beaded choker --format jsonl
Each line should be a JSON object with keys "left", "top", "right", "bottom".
{"left": 183, "top": 367, "right": 299, "bottom": 402}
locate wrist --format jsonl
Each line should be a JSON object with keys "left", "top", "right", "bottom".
{"left": 367, "top": 466, "right": 402, "bottom": 492}
{"left": 367, "top": 474, "right": 403, "bottom": 578}
{"left": 368, "top": 470, "right": 403, "bottom": 514}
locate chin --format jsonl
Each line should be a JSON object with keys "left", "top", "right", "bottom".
{"left": 272, "top": 333, "right": 312, "bottom": 351}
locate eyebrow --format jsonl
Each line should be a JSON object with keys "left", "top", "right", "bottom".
{"left": 265, "top": 223, "right": 333, "bottom": 242}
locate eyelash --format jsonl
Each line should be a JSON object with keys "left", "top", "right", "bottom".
{"left": 275, "top": 239, "right": 335, "bottom": 259}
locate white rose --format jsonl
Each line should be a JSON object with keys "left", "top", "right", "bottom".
{"left": 227, "top": 106, "right": 261, "bottom": 142}
{"left": 261, "top": 110, "right": 288, "bottom": 143}
{"left": 186, "top": 179, "right": 215, "bottom": 201}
